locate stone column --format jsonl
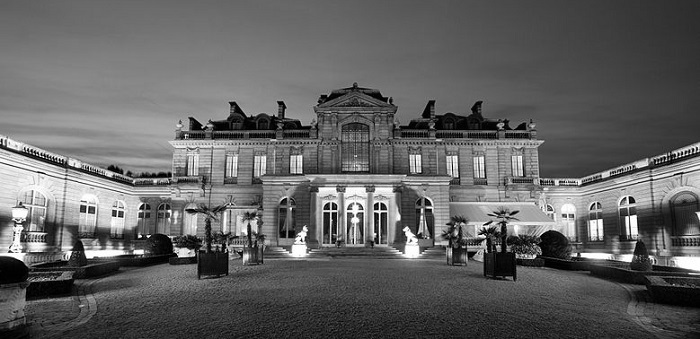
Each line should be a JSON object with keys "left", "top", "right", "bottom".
{"left": 366, "top": 185, "right": 375, "bottom": 246}
{"left": 337, "top": 185, "right": 346, "bottom": 244}
{"left": 392, "top": 185, "right": 403, "bottom": 245}
{"left": 309, "top": 186, "right": 319, "bottom": 248}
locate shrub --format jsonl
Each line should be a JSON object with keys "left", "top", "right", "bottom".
{"left": 145, "top": 233, "right": 174, "bottom": 255}
{"left": 68, "top": 239, "right": 88, "bottom": 267}
{"left": 173, "top": 235, "right": 202, "bottom": 250}
{"left": 507, "top": 234, "right": 542, "bottom": 257}
{"left": 630, "top": 240, "right": 652, "bottom": 271}
{"left": 539, "top": 230, "right": 572, "bottom": 259}
{"left": 0, "top": 256, "right": 29, "bottom": 284}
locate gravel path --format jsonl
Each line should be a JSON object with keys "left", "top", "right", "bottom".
{"left": 25, "top": 258, "right": 700, "bottom": 338}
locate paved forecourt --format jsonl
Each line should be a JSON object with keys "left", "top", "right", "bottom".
{"left": 25, "top": 257, "right": 700, "bottom": 339}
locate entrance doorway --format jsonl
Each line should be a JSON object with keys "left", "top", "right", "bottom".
{"left": 346, "top": 202, "right": 364, "bottom": 245}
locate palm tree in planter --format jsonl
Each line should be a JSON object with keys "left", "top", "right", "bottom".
{"left": 441, "top": 215, "right": 469, "bottom": 266}
{"left": 241, "top": 211, "right": 263, "bottom": 266}
{"left": 185, "top": 203, "right": 229, "bottom": 279}
{"left": 477, "top": 225, "right": 500, "bottom": 254}
{"left": 482, "top": 207, "right": 519, "bottom": 281}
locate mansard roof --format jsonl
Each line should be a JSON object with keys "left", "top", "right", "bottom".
{"left": 405, "top": 100, "right": 526, "bottom": 131}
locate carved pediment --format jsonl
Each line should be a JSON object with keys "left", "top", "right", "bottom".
{"left": 318, "top": 92, "right": 393, "bottom": 108}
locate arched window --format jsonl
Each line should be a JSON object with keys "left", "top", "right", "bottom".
{"left": 619, "top": 196, "right": 638, "bottom": 240}
{"left": 670, "top": 192, "right": 700, "bottom": 236}
{"left": 138, "top": 203, "right": 152, "bottom": 237}
{"left": 230, "top": 118, "right": 243, "bottom": 130}
{"left": 373, "top": 202, "right": 388, "bottom": 245}
{"left": 156, "top": 203, "right": 172, "bottom": 234}
{"left": 183, "top": 204, "right": 198, "bottom": 236}
{"left": 543, "top": 204, "right": 555, "bottom": 220}
{"left": 561, "top": 204, "right": 576, "bottom": 241}
{"left": 588, "top": 202, "right": 604, "bottom": 242}
{"left": 415, "top": 197, "right": 434, "bottom": 239}
{"left": 341, "top": 123, "right": 370, "bottom": 172}
{"left": 79, "top": 195, "right": 98, "bottom": 238}
{"left": 21, "top": 190, "right": 48, "bottom": 232}
{"left": 110, "top": 201, "right": 126, "bottom": 239}
{"left": 278, "top": 198, "right": 297, "bottom": 238}
{"left": 443, "top": 118, "right": 455, "bottom": 130}
{"left": 322, "top": 202, "right": 338, "bottom": 245}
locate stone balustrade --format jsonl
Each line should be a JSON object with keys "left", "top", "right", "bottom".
{"left": 671, "top": 235, "right": 700, "bottom": 247}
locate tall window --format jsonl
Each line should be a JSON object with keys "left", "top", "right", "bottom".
{"left": 278, "top": 198, "right": 297, "bottom": 238}
{"left": 473, "top": 155, "right": 486, "bottom": 179}
{"left": 186, "top": 150, "right": 199, "bottom": 176}
{"left": 543, "top": 204, "right": 555, "bottom": 220}
{"left": 254, "top": 152, "right": 267, "bottom": 179}
{"left": 511, "top": 154, "right": 524, "bottom": 177}
{"left": 446, "top": 153, "right": 459, "bottom": 178}
{"left": 588, "top": 202, "right": 604, "bottom": 242}
{"left": 671, "top": 192, "right": 700, "bottom": 236}
{"left": 562, "top": 204, "right": 577, "bottom": 241}
{"left": 110, "top": 201, "right": 126, "bottom": 239}
{"left": 341, "top": 123, "right": 370, "bottom": 172}
{"left": 156, "top": 203, "right": 171, "bottom": 234}
{"left": 409, "top": 153, "right": 422, "bottom": 174}
{"left": 21, "top": 190, "right": 47, "bottom": 232}
{"left": 619, "top": 196, "right": 638, "bottom": 241}
{"left": 222, "top": 207, "right": 237, "bottom": 235}
{"left": 183, "top": 204, "right": 198, "bottom": 235}
{"left": 373, "top": 202, "right": 388, "bottom": 245}
{"left": 225, "top": 152, "right": 238, "bottom": 179}
{"left": 290, "top": 149, "right": 303, "bottom": 175}
{"left": 78, "top": 195, "right": 98, "bottom": 238}
{"left": 415, "top": 197, "right": 434, "bottom": 239}
{"left": 322, "top": 202, "right": 339, "bottom": 245}
{"left": 137, "top": 203, "right": 151, "bottom": 236}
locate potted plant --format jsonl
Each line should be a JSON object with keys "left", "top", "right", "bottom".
{"left": 241, "top": 211, "right": 263, "bottom": 266}
{"left": 477, "top": 225, "right": 500, "bottom": 254}
{"left": 507, "top": 235, "right": 542, "bottom": 259}
{"left": 482, "top": 207, "right": 519, "bottom": 281}
{"left": 442, "top": 215, "right": 469, "bottom": 266}
{"left": 185, "top": 203, "right": 229, "bottom": 279}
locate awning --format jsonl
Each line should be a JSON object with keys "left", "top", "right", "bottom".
{"left": 449, "top": 202, "right": 556, "bottom": 226}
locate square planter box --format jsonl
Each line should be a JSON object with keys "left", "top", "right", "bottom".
{"left": 242, "top": 246, "right": 264, "bottom": 266}
{"left": 446, "top": 247, "right": 468, "bottom": 266}
{"left": 197, "top": 252, "right": 229, "bottom": 279}
{"left": 645, "top": 275, "right": 700, "bottom": 307}
{"left": 27, "top": 271, "right": 74, "bottom": 299}
{"left": 484, "top": 252, "right": 517, "bottom": 281}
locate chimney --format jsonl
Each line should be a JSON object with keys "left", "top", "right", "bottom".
{"left": 422, "top": 100, "right": 436, "bottom": 119}
{"left": 229, "top": 101, "right": 239, "bottom": 115}
{"left": 471, "top": 101, "right": 483, "bottom": 116}
{"left": 277, "top": 101, "right": 286, "bottom": 119}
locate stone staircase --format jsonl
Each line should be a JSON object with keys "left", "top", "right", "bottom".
{"left": 419, "top": 246, "right": 447, "bottom": 259}
{"left": 263, "top": 246, "right": 294, "bottom": 259}
{"left": 308, "top": 246, "right": 405, "bottom": 259}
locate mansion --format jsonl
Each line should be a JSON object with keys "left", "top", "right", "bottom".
{"left": 1, "top": 83, "right": 699, "bottom": 268}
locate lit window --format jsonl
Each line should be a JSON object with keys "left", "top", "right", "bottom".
{"left": 561, "top": 203, "right": 577, "bottom": 241}
{"left": 473, "top": 155, "right": 486, "bottom": 179}
{"left": 322, "top": 202, "right": 339, "bottom": 245}
{"left": 373, "top": 202, "right": 388, "bottom": 245}
{"left": 588, "top": 202, "right": 604, "bottom": 242}
{"left": 511, "top": 155, "right": 524, "bottom": 177}
{"left": 341, "top": 123, "right": 370, "bottom": 172}
{"left": 225, "top": 153, "right": 238, "bottom": 178}
{"left": 409, "top": 150, "right": 422, "bottom": 174}
{"left": 222, "top": 207, "right": 237, "bottom": 235}
{"left": 156, "top": 203, "right": 171, "bottom": 234}
{"left": 138, "top": 203, "right": 152, "bottom": 237}
{"left": 79, "top": 195, "right": 98, "bottom": 238}
{"left": 21, "top": 190, "right": 47, "bottom": 232}
{"left": 290, "top": 154, "right": 303, "bottom": 174}
{"left": 183, "top": 204, "right": 198, "bottom": 235}
{"left": 543, "top": 204, "right": 555, "bottom": 220}
{"left": 278, "top": 198, "right": 297, "bottom": 238}
{"left": 619, "top": 196, "right": 638, "bottom": 241}
{"left": 110, "top": 201, "right": 126, "bottom": 239}
{"left": 186, "top": 150, "right": 199, "bottom": 176}
{"left": 415, "top": 197, "right": 434, "bottom": 239}
{"left": 446, "top": 153, "right": 459, "bottom": 178}
{"left": 254, "top": 152, "right": 267, "bottom": 179}
{"left": 670, "top": 192, "right": 700, "bottom": 236}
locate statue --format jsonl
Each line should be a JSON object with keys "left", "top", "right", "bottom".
{"left": 294, "top": 225, "right": 309, "bottom": 245}
{"left": 403, "top": 226, "right": 418, "bottom": 244}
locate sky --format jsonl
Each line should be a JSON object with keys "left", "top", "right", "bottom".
{"left": 1, "top": 0, "right": 698, "bottom": 178}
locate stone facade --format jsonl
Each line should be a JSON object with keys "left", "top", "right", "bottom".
{"left": 0, "top": 83, "right": 698, "bottom": 267}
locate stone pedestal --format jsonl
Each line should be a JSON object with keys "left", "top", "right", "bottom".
{"left": 291, "top": 244, "right": 307, "bottom": 257}
{"left": 405, "top": 243, "right": 420, "bottom": 258}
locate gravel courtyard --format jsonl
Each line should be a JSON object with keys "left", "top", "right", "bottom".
{"left": 26, "top": 258, "right": 700, "bottom": 339}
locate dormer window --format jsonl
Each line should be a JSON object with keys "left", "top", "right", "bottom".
{"left": 443, "top": 118, "right": 455, "bottom": 130}
{"left": 257, "top": 118, "right": 269, "bottom": 130}
{"left": 230, "top": 118, "right": 243, "bottom": 130}
{"left": 467, "top": 118, "right": 480, "bottom": 130}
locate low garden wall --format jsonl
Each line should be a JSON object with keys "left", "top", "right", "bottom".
{"left": 30, "top": 260, "right": 120, "bottom": 279}
{"left": 645, "top": 275, "right": 700, "bottom": 307}
{"left": 26, "top": 271, "right": 74, "bottom": 299}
